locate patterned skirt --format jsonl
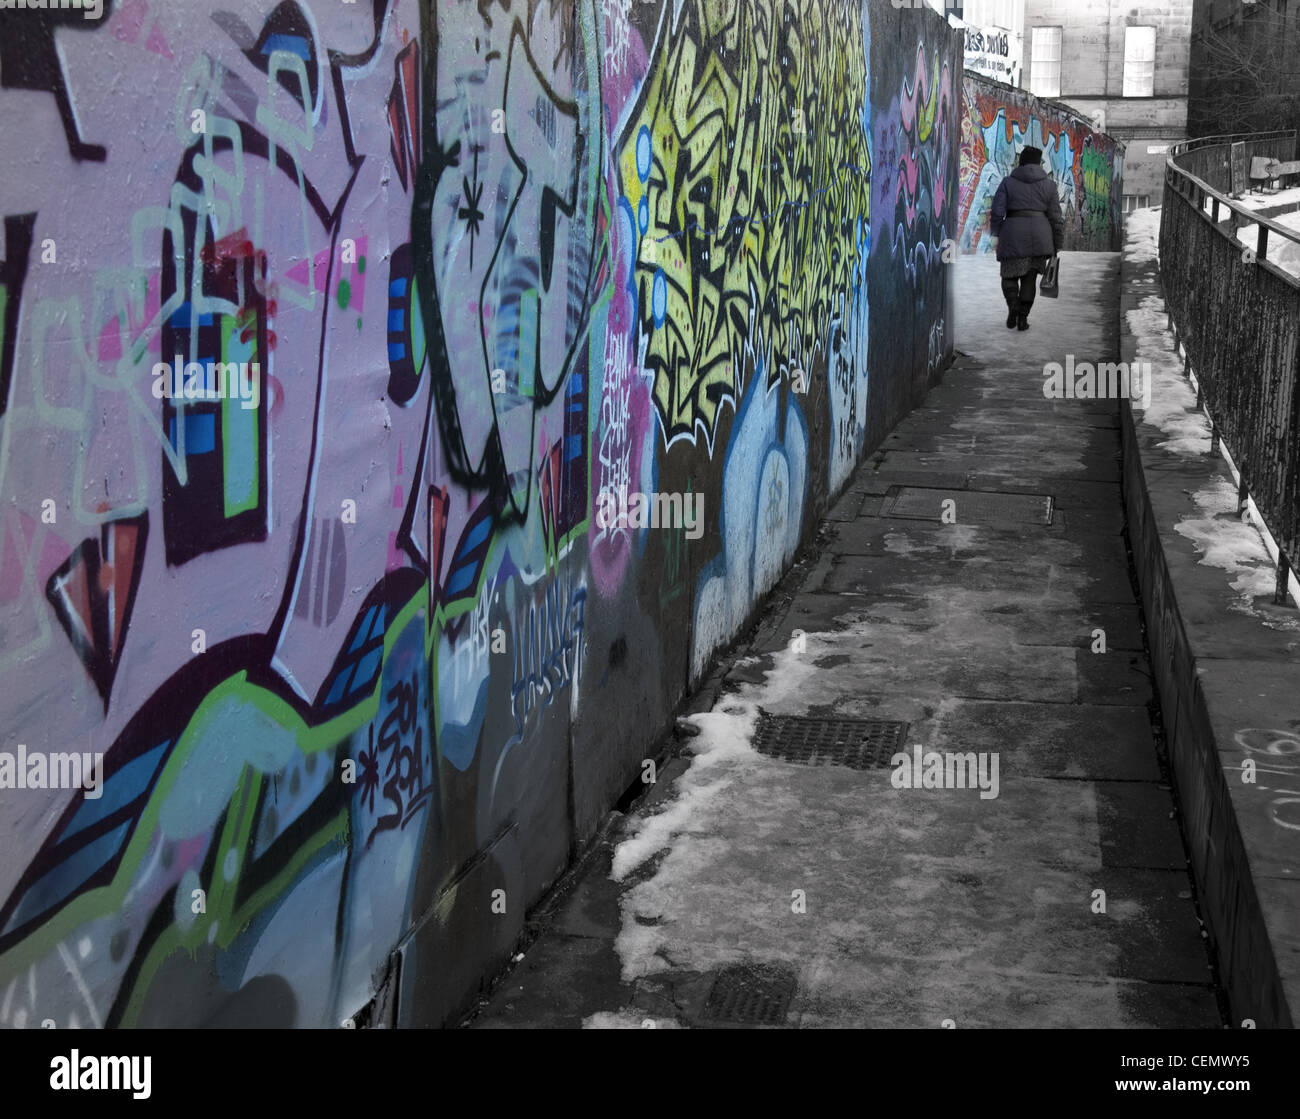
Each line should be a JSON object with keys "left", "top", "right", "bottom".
{"left": 1000, "top": 255, "right": 1052, "bottom": 279}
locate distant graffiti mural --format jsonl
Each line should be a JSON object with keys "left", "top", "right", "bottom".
{"left": 0, "top": 0, "right": 955, "bottom": 1027}
{"left": 958, "top": 73, "right": 1124, "bottom": 255}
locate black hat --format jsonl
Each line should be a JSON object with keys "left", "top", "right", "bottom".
{"left": 1019, "top": 146, "right": 1044, "bottom": 166}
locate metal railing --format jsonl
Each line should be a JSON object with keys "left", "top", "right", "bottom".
{"left": 1159, "top": 131, "right": 1300, "bottom": 602}
{"left": 1167, "top": 131, "right": 1296, "bottom": 195}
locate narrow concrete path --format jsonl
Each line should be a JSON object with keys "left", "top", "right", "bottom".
{"left": 466, "top": 254, "right": 1224, "bottom": 1029}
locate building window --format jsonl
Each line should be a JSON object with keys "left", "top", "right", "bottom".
{"left": 1030, "top": 27, "right": 1062, "bottom": 97}
{"left": 1123, "top": 27, "right": 1156, "bottom": 97}
{"left": 1123, "top": 194, "right": 1151, "bottom": 213}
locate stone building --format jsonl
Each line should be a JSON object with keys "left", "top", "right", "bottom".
{"left": 1022, "top": 0, "right": 1194, "bottom": 209}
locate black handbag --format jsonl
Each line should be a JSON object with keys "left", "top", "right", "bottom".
{"left": 1040, "top": 254, "right": 1061, "bottom": 298}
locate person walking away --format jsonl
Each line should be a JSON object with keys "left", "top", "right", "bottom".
{"left": 989, "top": 147, "right": 1064, "bottom": 331}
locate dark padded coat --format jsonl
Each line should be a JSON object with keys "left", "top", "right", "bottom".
{"left": 990, "top": 164, "right": 1065, "bottom": 259}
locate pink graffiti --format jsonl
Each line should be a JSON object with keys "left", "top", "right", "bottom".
{"left": 588, "top": 322, "right": 649, "bottom": 598}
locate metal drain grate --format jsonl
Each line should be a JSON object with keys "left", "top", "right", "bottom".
{"left": 752, "top": 713, "right": 908, "bottom": 769}
{"left": 880, "top": 485, "right": 1054, "bottom": 526}
{"left": 702, "top": 964, "right": 796, "bottom": 1025}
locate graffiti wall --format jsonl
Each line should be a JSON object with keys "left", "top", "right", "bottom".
{"left": 958, "top": 73, "right": 1125, "bottom": 256}
{"left": 867, "top": 2, "right": 959, "bottom": 445}
{"left": 0, "top": 0, "right": 955, "bottom": 1027}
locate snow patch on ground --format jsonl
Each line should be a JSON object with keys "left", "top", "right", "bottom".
{"left": 611, "top": 637, "right": 829, "bottom": 887}
{"left": 1233, "top": 212, "right": 1300, "bottom": 278}
{"left": 1127, "top": 295, "right": 1211, "bottom": 456}
{"left": 609, "top": 705, "right": 757, "bottom": 884}
{"left": 1125, "top": 207, "right": 1161, "bottom": 263}
{"left": 1221, "top": 183, "right": 1300, "bottom": 213}
{"left": 582, "top": 1010, "right": 681, "bottom": 1029}
{"left": 1198, "top": 182, "right": 1300, "bottom": 273}
{"left": 1123, "top": 210, "right": 1212, "bottom": 454}
{"left": 1173, "top": 478, "right": 1297, "bottom": 621}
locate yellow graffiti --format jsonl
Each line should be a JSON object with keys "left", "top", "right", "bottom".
{"left": 620, "top": 0, "right": 871, "bottom": 448}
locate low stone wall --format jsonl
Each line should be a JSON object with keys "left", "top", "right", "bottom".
{"left": 1120, "top": 216, "right": 1300, "bottom": 1029}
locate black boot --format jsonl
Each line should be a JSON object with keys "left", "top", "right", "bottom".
{"left": 1017, "top": 277, "right": 1035, "bottom": 330}
{"left": 1001, "top": 278, "right": 1021, "bottom": 329}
